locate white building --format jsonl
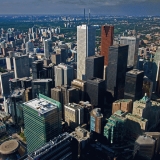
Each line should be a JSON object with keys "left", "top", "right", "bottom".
{"left": 120, "top": 36, "right": 139, "bottom": 67}
{"left": 77, "top": 24, "right": 95, "bottom": 80}
{"left": 54, "top": 63, "right": 74, "bottom": 87}
{"left": 26, "top": 41, "right": 34, "bottom": 53}
{"left": 44, "top": 39, "right": 52, "bottom": 59}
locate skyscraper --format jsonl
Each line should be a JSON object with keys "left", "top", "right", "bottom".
{"left": 23, "top": 94, "right": 62, "bottom": 153}
{"left": 44, "top": 39, "right": 52, "bottom": 59}
{"left": 32, "top": 79, "right": 52, "bottom": 98}
{"left": 26, "top": 41, "right": 34, "bottom": 53}
{"left": 64, "top": 103, "right": 84, "bottom": 129}
{"left": 107, "top": 45, "right": 128, "bottom": 100}
{"left": 85, "top": 55, "right": 104, "bottom": 80}
{"left": 51, "top": 86, "right": 80, "bottom": 119}
{"left": 32, "top": 60, "right": 43, "bottom": 79}
{"left": 13, "top": 55, "right": 30, "bottom": 79}
{"left": 120, "top": 36, "right": 139, "bottom": 67}
{"left": 124, "top": 69, "right": 144, "bottom": 101}
{"left": 90, "top": 108, "right": 103, "bottom": 134}
{"left": 100, "top": 25, "right": 114, "bottom": 66}
{"left": 0, "top": 71, "right": 14, "bottom": 97}
{"left": 71, "top": 79, "right": 87, "bottom": 101}
{"left": 86, "top": 78, "right": 105, "bottom": 108}
{"left": 54, "top": 63, "right": 74, "bottom": 87}
{"left": 77, "top": 24, "right": 95, "bottom": 80}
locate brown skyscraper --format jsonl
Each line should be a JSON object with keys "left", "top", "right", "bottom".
{"left": 100, "top": 25, "right": 114, "bottom": 65}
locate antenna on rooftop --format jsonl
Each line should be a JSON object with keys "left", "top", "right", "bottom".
{"left": 88, "top": 9, "right": 90, "bottom": 25}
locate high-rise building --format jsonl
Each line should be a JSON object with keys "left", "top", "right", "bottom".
{"left": 107, "top": 45, "right": 128, "bottom": 100}
{"left": 90, "top": 108, "right": 103, "bottom": 134}
{"left": 26, "top": 41, "right": 34, "bottom": 53}
{"left": 0, "top": 71, "right": 14, "bottom": 97}
{"left": 64, "top": 103, "right": 84, "bottom": 130}
{"left": 6, "top": 56, "right": 13, "bottom": 70}
{"left": 124, "top": 69, "right": 144, "bottom": 101}
{"left": 142, "top": 76, "right": 153, "bottom": 98}
{"left": 54, "top": 63, "right": 74, "bottom": 87}
{"left": 60, "top": 48, "right": 67, "bottom": 63}
{"left": 112, "top": 99, "right": 133, "bottom": 114}
{"left": 51, "top": 53, "right": 61, "bottom": 65}
{"left": 85, "top": 55, "right": 104, "bottom": 80}
{"left": 71, "top": 79, "right": 87, "bottom": 101}
{"left": 100, "top": 25, "right": 114, "bottom": 66}
{"left": 23, "top": 94, "right": 62, "bottom": 154}
{"left": 32, "top": 79, "right": 52, "bottom": 98}
{"left": 125, "top": 113, "right": 148, "bottom": 141}
{"left": 79, "top": 101, "right": 93, "bottom": 127}
{"left": 32, "top": 60, "right": 43, "bottom": 79}
{"left": 11, "top": 89, "right": 25, "bottom": 125}
{"left": 51, "top": 86, "right": 80, "bottom": 119}
{"left": 51, "top": 87, "right": 62, "bottom": 102}
{"left": 28, "top": 133, "right": 73, "bottom": 160}
{"left": 77, "top": 24, "right": 95, "bottom": 80}
{"left": 70, "top": 127, "right": 92, "bottom": 158}
{"left": 133, "top": 135, "right": 156, "bottom": 160}
{"left": 44, "top": 39, "right": 52, "bottom": 59}
{"left": 86, "top": 78, "right": 105, "bottom": 108}
{"left": 120, "top": 36, "right": 139, "bottom": 67}
{"left": 152, "top": 49, "right": 160, "bottom": 92}
{"left": 13, "top": 55, "right": 30, "bottom": 79}
{"left": 104, "top": 110, "right": 127, "bottom": 144}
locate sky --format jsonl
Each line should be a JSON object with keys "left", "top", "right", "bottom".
{"left": 0, "top": 0, "right": 160, "bottom": 15}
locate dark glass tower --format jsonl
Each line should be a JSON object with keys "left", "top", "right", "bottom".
{"left": 32, "top": 79, "right": 52, "bottom": 98}
{"left": 124, "top": 69, "right": 144, "bottom": 101}
{"left": 32, "top": 60, "right": 43, "bottom": 79}
{"left": 86, "top": 78, "right": 105, "bottom": 109}
{"left": 107, "top": 45, "right": 129, "bottom": 100}
{"left": 85, "top": 55, "right": 104, "bottom": 80}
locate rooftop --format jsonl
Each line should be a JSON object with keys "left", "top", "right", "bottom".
{"left": 0, "top": 140, "right": 19, "bottom": 155}
{"left": 11, "top": 89, "right": 25, "bottom": 98}
{"left": 32, "top": 79, "right": 52, "bottom": 83}
{"left": 23, "top": 94, "right": 60, "bottom": 114}
{"left": 127, "top": 69, "right": 144, "bottom": 75}
{"left": 28, "top": 132, "right": 71, "bottom": 159}
{"left": 136, "top": 135, "right": 155, "bottom": 145}
{"left": 126, "top": 113, "right": 148, "bottom": 122}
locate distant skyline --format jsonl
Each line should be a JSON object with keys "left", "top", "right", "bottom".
{"left": 0, "top": 0, "right": 160, "bottom": 16}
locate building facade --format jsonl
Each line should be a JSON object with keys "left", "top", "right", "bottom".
{"left": 28, "top": 132, "right": 72, "bottom": 160}
{"left": 23, "top": 94, "right": 62, "bottom": 153}
{"left": 85, "top": 55, "right": 104, "bottom": 80}
{"left": 120, "top": 36, "right": 139, "bottom": 67}
{"left": 107, "top": 45, "right": 128, "bottom": 100}
{"left": 13, "top": 55, "right": 30, "bottom": 79}
{"left": 100, "top": 25, "right": 114, "bottom": 66}
{"left": 32, "top": 79, "right": 52, "bottom": 98}
{"left": 86, "top": 78, "right": 105, "bottom": 108}
{"left": 54, "top": 63, "right": 74, "bottom": 87}
{"left": 124, "top": 69, "right": 144, "bottom": 101}
{"left": 77, "top": 24, "right": 95, "bottom": 80}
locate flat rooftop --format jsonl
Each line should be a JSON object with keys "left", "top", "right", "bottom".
{"left": 0, "top": 140, "right": 19, "bottom": 155}
{"left": 32, "top": 79, "right": 52, "bottom": 83}
{"left": 24, "top": 97, "right": 59, "bottom": 114}
{"left": 136, "top": 135, "right": 155, "bottom": 145}
{"left": 127, "top": 69, "right": 144, "bottom": 75}
{"left": 11, "top": 89, "right": 25, "bottom": 98}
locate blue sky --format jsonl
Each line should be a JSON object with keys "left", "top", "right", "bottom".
{"left": 0, "top": 0, "right": 159, "bottom": 15}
